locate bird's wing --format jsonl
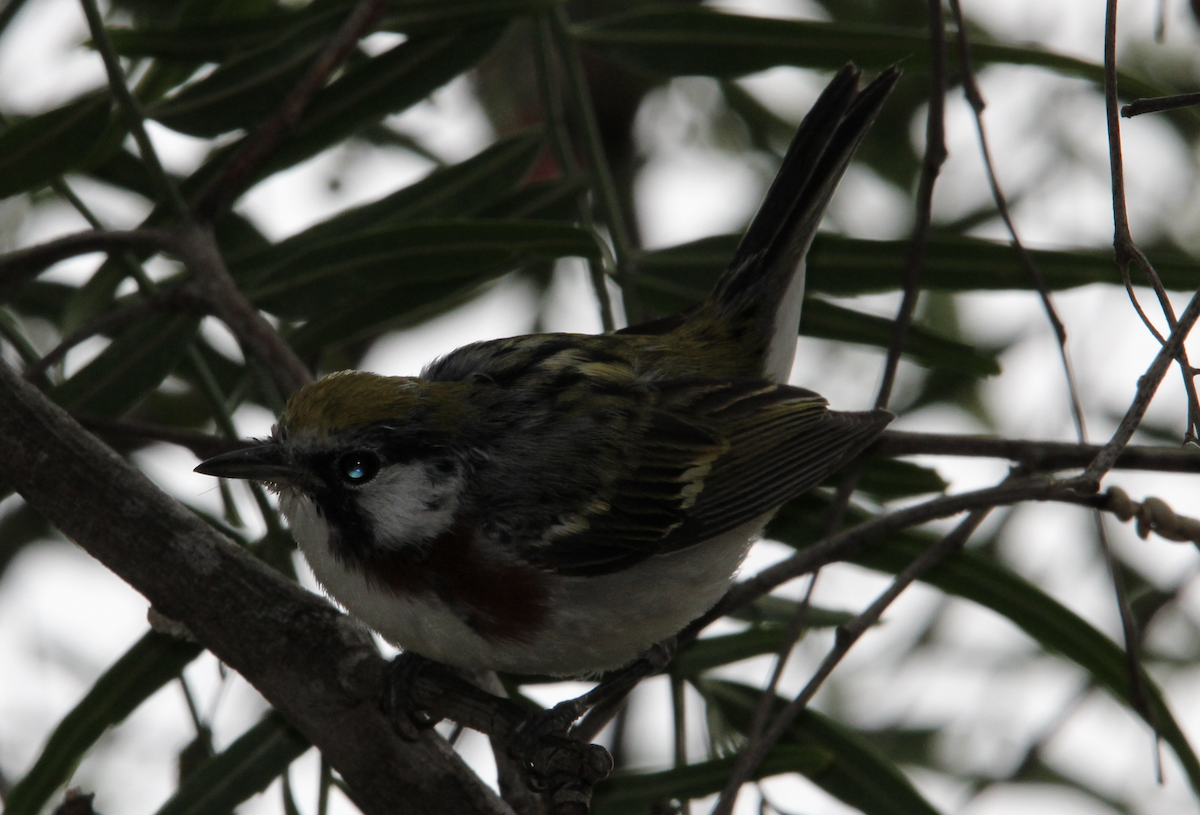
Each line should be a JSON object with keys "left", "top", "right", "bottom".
{"left": 534, "top": 378, "right": 892, "bottom": 576}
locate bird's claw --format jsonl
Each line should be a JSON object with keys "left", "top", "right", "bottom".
{"left": 380, "top": 651, "right": 442, "bottom": 740}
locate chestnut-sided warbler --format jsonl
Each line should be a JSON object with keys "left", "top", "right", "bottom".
{"left": 197, "top": 65, "right": 898, "bottom": 678}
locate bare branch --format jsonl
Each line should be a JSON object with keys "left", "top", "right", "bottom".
{"left": 948, "top": 0, "right": 1086, "bottom": 437}
{"left": 1122, "top": 92, "right": 1200, "bottom": 118}
{"left": 75, "top": 413, "right": 252, "bottom": 460}
{"left": 26, "top": 285, "right": 201, "bottom": 380}
{"left": 711, "top": 509, "right": 989, "bottom": 815}
{"left": 871, "top": 430, "right": 1200, "bottom": 472}
{"left": 875, "top": 0, "right": 948, "bottom": 410}
{"left": 1103, "top": 0, "right": 1200, "bottom": 443}
{"left": 0, "top": 229, "right": 174, "bottom": 303}
{"left": 0, "top": 359, "right": 508, "bottom": 815}
{"left": 173, "top": 220, "right": 312, "bottom": 396}
{"left": 1082, "top": 286, "right": 1200, "bottom": 486}
{"left": 681, "top": 474, "right": 1093, "bottom": 645}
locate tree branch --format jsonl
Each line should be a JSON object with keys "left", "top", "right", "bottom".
{"left": 173, "top": 220, "right": 313, "bottom": 396}
{"left": 0, "top": 359, "right": 508, "bottom": 815}
{"left": 0, "top": 229, "right": 174, "bottom": 303}
{"left": 1082, "top": 285, "right": 1200, "bottom": 486}
{"left": 711, "top": 508, "right": 990, "bottom": 815}
{"left": 875, "top": 0, "right": 947, "bottom": 410}
{"left": 871, "top": 430, "right": 1200, "bottom": 472}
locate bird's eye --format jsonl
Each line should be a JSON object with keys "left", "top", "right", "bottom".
{"left": 337, "top": 451, "right": 380, "bottom": 485}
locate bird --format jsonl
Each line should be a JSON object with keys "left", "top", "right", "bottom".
{"left": 196, "top": 64, "right": 899, "bottom": 679}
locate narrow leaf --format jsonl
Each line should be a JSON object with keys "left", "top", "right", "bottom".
{"left": 574, "top": 6, "right": 1173, "bottom": 104}
{"left": 240, "top": 130, "right": 545, "bottom": 264}
{"left": 236, "top": 220, "right": 600, "bottom": 318}
{"left": 640, "top": 232, "right": 1200, "bottom": 294}
{"left": 767, "top": 495, "right": 1200, "bottom": 795}
{"left": 592, "top": 745, "right": 832, "bottom": 815}
{"left": 50, "top": 314, "right": 200, "bottom": 417}
{"left": 154, "top": 711, "right": 310, "bottom": 815}
{"left": 703, "top": 680, "right": 942, "bottom": 815}
{"left": 108, "top": 0, "right": 556, "bottom": 60}
{"left": 637, "top": 241, "right": 998, "bottom": 373}
{"left": 5, "top": 632, "right": 203, "bottom": 815}
{"left": 148, "top": 20, "right": 329, "bottom": 137}
{"left": 803, "top": 298, "right": 1000, "bottom": 376}
{"left": 0, "top": 94, "right": 112, "bottom": 199}
{"left": 181, "top": 27, "right": 506, "bottom": 203}
{"left": 840, "top": 457, "right": 948, "bottom": 500}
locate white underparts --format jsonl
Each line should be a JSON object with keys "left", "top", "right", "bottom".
{"left": 281, "top": 485, "right": 766, "bottom": 676}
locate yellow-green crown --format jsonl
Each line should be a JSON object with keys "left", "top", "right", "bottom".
{"left": 281, "top": 371, "right": 436, "bottom": 438}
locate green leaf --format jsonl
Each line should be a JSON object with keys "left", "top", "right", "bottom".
{"left": 803, "top": 298, "right": 1000, "bottom": 376}
{"left": 181, "top": 27, "right": 506, "bottom": 203}
{"left": 637, "top": 241, "right": 999, "bottom": 374}
{"left": 108, "top": 0, "right": 557, "bottom": 61}
{"left": 235, "top": 220, "right": 600, "bottom": 319}
{"left": 148, "top": 18, "right": 330, "bottom": 137}
{"left": 243, "top": 130, "right": 545, "bottom": 263}
{"left": 154, "top": 711, "right": 310, "bottom": 815}
{"left": 639, "top": 232, "right": 1200, "bottom": 295}
{"left": 285, "top": 274, "right": 498, "bottom": 353}
{"left": 703, "top": 680, "right": 942, "bottom": 815}
{"left": 5, "top": 632, "right": 203, "bottom": 815}
{"left": 767, "top": 495, "right": 1200, "bottom": 795}
{"left": 592, "top": 745, "right": 832, "bottom": 815}
{"left": 0, "top": 94, "right": 112, "bottom": 198}
{"left": 843, "top": 457, "right": 949, "bottom": 500}
{"left": 107, "top": 4, "right": 345, "bottom": 60}
{"left": 49, "top": 313, "right": 200, "bottom": 417}
{"left": 478, "top": 177, "right": 589, "bottom": 221}
{"left": 671, "top": 626, "right": 790, "bottom": 677}
{"left": 727, "top": 595, "right": 857, "bottom": 629}
{"left": 574, "top": 6, "right": 1174, "bottom": 104}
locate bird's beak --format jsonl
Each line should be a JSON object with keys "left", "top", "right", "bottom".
{"left": 195, "top": 442, "right": 294, "bottom": 483}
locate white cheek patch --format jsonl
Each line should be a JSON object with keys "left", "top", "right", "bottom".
{"left": 356, "top": 462, "right": 462, "bottom": 548}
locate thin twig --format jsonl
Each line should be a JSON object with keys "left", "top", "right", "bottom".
{"left": 680, "top": 473, "right": 1100, "bottom": 645}
{"left": 173, "top": 220, "right": 312, "bottom": 396}
{"left": 1122, "top": 91, "right": 1200, "bottom": 118}
{"left": 0, "top": 229, "right": 174, "bottom": 302}
{"left": 870, "top": 430, "right": 1200, "bottom": 472}
{"left": 78, "top": 0, "right": 188, "bottom": 218}
{"left": 711, "top": 509, "right": 991, "bottom": 815}
{"left": 948, "top": 0, "right": 1086, "bottom": 438}
{"left": 26, "top": 285, "right": 199, "bottom": 380}
{"left": 548, "top": 7, "right": 641, "bottom": 323}
{"left": 1093, "top": 511, "right": 1163, "bottom": 781}
{"left": 1082, "top": 290, "right": 1200, "bottom": 485}
{"left": 190, "top": 0, "right": 386, "bottom": 221}
{"left": 533, "top": 13, "right": 615, "bottom": 333}
{"left": 1103, "top": 0, "right": 1200, "bottom": 443}
{"left": 75, "top": 414, "right": 251, "bottom": 460}
{"left": 875, "top": 0, "right": 948, "bottom": 410}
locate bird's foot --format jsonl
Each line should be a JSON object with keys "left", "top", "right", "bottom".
{"left": 509, "top": 638, "right": 676, "bottom": 792}
{"left": 380, "top": 651, "right": 442, "bottom": 740}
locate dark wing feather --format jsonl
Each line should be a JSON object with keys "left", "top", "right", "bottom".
{"left": 539, "top": 378, "right": 892, "bottom": 576}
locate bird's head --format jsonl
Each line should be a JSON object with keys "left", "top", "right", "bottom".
{"left": 195, "top": 371, "right": 474, "bottom": 554}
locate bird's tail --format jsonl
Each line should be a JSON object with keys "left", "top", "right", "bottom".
{"left": 707, "top": 64, "right": 900, "bottom": 381}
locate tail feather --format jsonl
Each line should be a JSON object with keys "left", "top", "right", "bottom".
{"left": 710, "top": 64, "right": 900, "bottom": 380}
